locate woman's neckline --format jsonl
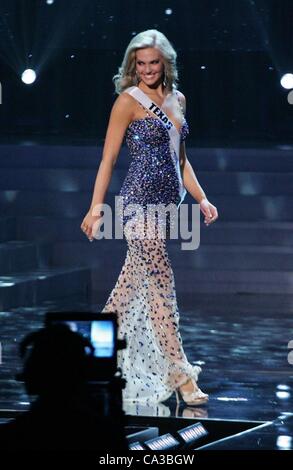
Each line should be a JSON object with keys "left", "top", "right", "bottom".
{"left": 132, "top": 86, "right": 184, "bottom": 133}
{"left": 127, "top": 115, "right": 186, "bottom": 134}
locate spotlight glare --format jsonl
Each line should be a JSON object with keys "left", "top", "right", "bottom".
{"left": 46, "top": 0, "right": 54, "bottom": 4}
{"left": 276, "top": 391, "right": 290, "bottom": 399}
{"left": 165, "top": 8, "right": 172, "bottom": 15}
{"left": 280, "top": 73, "right": 293, "bottom": 90}
{"left": 277, "top": 384, "right": 290, "bottom": 391}
{"left": 21, "top": 69, "right": 36, "bottom": 85}
{"left": 276, "top": 435, "right": 292, "bottom": 450}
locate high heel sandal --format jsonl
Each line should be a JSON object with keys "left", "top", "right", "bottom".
{"left": 175, "top": 379, "right": 209, "bottom": 406}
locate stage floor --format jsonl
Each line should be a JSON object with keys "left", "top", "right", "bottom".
{"left": 1, "top": 292, "right": 292, "bottom": 423}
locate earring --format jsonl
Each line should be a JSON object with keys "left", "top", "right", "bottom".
{"left": 163, "top": 71, "right": 167, "bottom": 87}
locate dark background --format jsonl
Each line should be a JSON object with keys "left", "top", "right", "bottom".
{"left": 0, "top": 0, "right": 293, "bottom": 144}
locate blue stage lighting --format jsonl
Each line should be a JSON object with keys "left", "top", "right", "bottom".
{"left": 144, "top": 433, "right": 180, "bottom": 451}
{"left": 177, "top": 422, "right": 208, "bottom": 446}
{"left": 129, "top": 441, "right": 147, "bottom": 450}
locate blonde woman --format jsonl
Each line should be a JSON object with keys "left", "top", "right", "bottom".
{"left": 81, "top": 30, "right": 218, "bottom": 405}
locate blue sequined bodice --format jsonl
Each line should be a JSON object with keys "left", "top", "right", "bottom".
{"left": 119, "top": 116, "right": 189, "bottom": 210}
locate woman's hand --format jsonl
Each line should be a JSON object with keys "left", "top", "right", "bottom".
{"left": 199, "top": 198, "right": 219, "bottom": 226}
{"left": 80, "top": 209, "right": 102, "bottom": 242}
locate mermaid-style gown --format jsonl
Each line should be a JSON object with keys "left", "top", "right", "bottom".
{"left": 101, "top": 103, "right": 201, "bottom": 403}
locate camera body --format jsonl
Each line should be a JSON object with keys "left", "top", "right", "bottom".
{"left": 45, "top": 312, "right": 125, "bottom": 381}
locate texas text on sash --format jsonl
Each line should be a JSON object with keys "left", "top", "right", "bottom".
{"left": 148, "top": 102, "right": 173, "bottom": 130}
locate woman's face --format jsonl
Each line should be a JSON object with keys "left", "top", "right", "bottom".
{"left": 135, "top": 47, "right": 165, "bottom": 87}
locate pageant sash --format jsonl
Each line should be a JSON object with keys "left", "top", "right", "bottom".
{"left": 125, "top": 85, "right": 187, "bottom": 205}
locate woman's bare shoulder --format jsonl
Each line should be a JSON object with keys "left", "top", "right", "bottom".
{"left": 110, "top": 91, "right": 136, "bottom": 122}
{"left": 114, "top": 91, "right": 136, "bottom": 105}
{"left": 113, "top": 91, "right": 137, "bottom": 113}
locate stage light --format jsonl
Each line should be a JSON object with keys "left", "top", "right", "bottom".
{"left": 276, "top": 435, "right": 292, "bottom": 450}
{"left": 46, "top": 0, "right": 55, "bottom": 5}
{"left": 129, "top": 441, "right": 146, "bottom": 450}
{"left": 177, "top": 422, "right": 208, "bottom": 447}
{"left": 165, "top": 9, "right": 172, "bottom": 15}
{"left": 277, "top": 384, "right": 290, "bottom": 391}
{"left": 276, "top": 390, "right": 290, "bottom": 399}
{"left": 280, "top": 73, "right": 293, "bottom": 90}
{"left": 21, "top": 69, "right": 36, "bottom": 85}
{"left": 144, "top": 433, "right": 180, "bottom": 450}
{"left": 276, "top": 384, "right": 291, "bottom": 399}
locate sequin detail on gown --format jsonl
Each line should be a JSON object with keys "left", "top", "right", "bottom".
{"left": 101, "top": 106, "right": 202, "bottom": 403}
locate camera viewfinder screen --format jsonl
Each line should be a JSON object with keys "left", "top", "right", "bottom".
{"left": 60, "top": 320, "right": 115, "bottom": 358}
{"left": 90, "top": 321, "right": 114, "bottom": 358}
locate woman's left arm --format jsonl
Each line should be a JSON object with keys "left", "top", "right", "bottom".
{"left": 178, "top": 92, "right": 219, "bottom": 226}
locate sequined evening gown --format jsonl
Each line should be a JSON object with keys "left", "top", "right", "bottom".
{"left": 101, "top": 91, "right": 202, "bottom": 403}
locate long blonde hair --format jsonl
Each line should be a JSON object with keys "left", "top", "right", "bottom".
{"left": 112, "top": 29, "right": 179, "bottom": 94}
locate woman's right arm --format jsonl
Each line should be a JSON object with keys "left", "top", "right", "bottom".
{"left": 80, "top": 92, "right": 133, "bottom": 240}
{"left": 89, "top": 92, "right": 134, "bottom": 212}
